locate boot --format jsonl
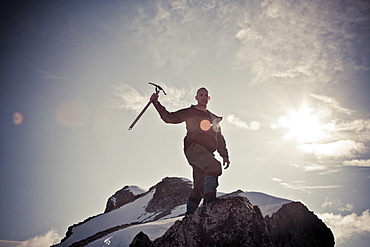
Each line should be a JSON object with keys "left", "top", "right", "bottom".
{"left": 185, "top": 197, "right": 201, "bottom": 215}
{"left": 203, "top": 190, "right": 217, "bottom": 204}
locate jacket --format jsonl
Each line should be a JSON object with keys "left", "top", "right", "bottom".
{"left": 153, "top": 102, "right": 229, "bottom": 159}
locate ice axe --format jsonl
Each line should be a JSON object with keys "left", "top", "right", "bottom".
{"left": 128, "top": 82, "right": 166, "bottom": 130}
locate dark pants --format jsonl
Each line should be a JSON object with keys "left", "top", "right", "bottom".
{"left": 185, "top": 143, "right": 222, "bottom": 214}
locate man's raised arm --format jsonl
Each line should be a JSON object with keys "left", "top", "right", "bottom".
{"left": 150, "top": 93, "right": 186, "bottom": 124}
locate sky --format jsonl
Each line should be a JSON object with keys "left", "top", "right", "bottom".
{"left": 0, "top": 0, "right": 369, "bottom": 246}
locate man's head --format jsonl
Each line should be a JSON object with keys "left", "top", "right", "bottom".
{"left": 195, "top": 87, "right": 210, "bottom": 107}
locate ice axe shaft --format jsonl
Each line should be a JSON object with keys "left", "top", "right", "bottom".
{"left": 128, "top": 100, "right": 152, "bottom": 130}
{"left": 128, "top": 82, "right": 166, "bottom": 130}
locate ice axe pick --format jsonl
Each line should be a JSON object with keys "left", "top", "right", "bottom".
{"left": 128, "top": 82, "right": 166, "bottom": 130}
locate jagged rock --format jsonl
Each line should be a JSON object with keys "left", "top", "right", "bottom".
{"left": 104, "top": 185, "right": 143, "bottom": 213}
{"left": 146, "top": 177, "right": 192, "bottom": 220}
{"left": 130, "top": 197, "right": 335, "bottom": 247}
{"left": 104, "top": 177, "right": 191, "bottom": 214}
{"left": 129, "top": 231, "right": 153, "bottom": 247}
{"left": 267, "top": 202, "right": 335, "bottom": 247}
{"left": 133, "top": 197, "right": 273, "bottom": 247}
{"left": 56, "top": 177, "right": 335, "bottom": 247}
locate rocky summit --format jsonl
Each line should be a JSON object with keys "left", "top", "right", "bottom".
{"left": 266, "top": 202, "right": 335, "bottom": 247}
{"left": 130, "top": 197, "right": 335, "bottom": 247}
{"left": 131, "top": 196, "right": 272, "bottom": 247}
{"left": 55, "top": 177, "right": 335, "bottom": 247}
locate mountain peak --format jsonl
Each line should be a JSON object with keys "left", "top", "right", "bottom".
{"left": 55, "top": 177, "right": 334, "bottom": 247}
{"left": 104, "top": 177, "right": 191, "bottom": 214}
{"left": 131, "top": 196, "right": 272, "bottom": 247}
{"left": 146, "top": 177, "right": 192, "bottom": 216}
{"left": 131, "top": 197, "right": 334, "bottom": 247}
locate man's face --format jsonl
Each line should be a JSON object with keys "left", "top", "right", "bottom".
{"left": 195, "top": 89, "right": 210, "bottom": 106}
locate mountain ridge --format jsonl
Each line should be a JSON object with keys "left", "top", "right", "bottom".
{"left": 54, "top": 177, "right": 334, "bottom": 247}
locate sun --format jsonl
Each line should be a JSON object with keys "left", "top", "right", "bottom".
{"left": 278, "top": 106, "right": 324, "bottom": 143}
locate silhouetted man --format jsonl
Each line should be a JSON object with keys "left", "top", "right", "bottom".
{"left": 150, "top": 87, "right": 230, "bottom": 214}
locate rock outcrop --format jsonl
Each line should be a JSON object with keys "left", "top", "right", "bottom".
{"left": 266, "top": 202, "right": 335, "bottom": 247}
{"left": 56, "top": 177, "right": 335, "bottom": 247}
{"left": 58, "top": 177, "right": 193, "bottom": 246}
{"left": 131, "top": 197, "right": 272, "bottom": 247}
{"left": 104, "top": 186, "right": 141, "bottom": 213}
{"left": 130, "top": 197, "right": 335, "bottom": 247}
{"left": 104, "top": 177, "right": 192, "bottom": 214}
{"left": 146, "top": 177, "right": 192, "bottom": 218}
{"left": 137, "top": 177, "right": 193, "bottom": 221}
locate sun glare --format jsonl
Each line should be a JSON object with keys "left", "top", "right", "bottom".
{"left": 279, "top": 106, "right": 324, "bottom": 143}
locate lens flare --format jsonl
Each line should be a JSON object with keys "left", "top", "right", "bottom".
{"left": 250, "top": 121, "right": 261, "bottom": 131}
{"left": 200, "top": 119, "right": 211, "bottom": 131}
{"left": 55, "top": 99, "right": 89, "bottom": 129}
{"left": 13, "top": 112, "right": 24, "bottom": 125}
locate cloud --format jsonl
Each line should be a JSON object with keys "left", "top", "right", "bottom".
{"left": 122, "top": 0, "right": 370, "bottom": 80}
{"left": 232, "top": 0, "right": 370, "bottom": 85}
{"left": 0, "top": 240, "right": 23, "bottom": 247}
{"left": 289, "top": 163, "right": 341, "bottom": 175}
{"left": 2, "top": 230, "right": 62, "bottom": 247}
{"left": 310, "top": 94, "right": 353, "bottom": 115}
{"left": 226, "top": 114, "right": 262, "bottom": 130}
{"left": 226, "top": 114, "right": 250, "bottom": 129}
{"left": 321, "top": 197, "right": 354, "bottom": 212}
{"left": 303, "top": 164, "right": 327, "bottom": 172}
{"left": 335, "top": 119, "right": 370, "bottom": 134}
{"left": 35, "top": 68, "right": 68, "bottom": 81}
{"left": 109, "top": 83, "right": 194, "bottom": 113}
{"left": 343, "top": 159, "right": 370, "bottom": 167}
{"left": 270, "top": 177, "right": 340, "bottom": 193}
{"left": 122, "top": 0, "right": 210, "bottom": 70}
{"left": 271, "top": 177, "right": 282, "bottom": 182}
{"left": 109, "top": 83, "right": 148, "bottom": 112}
{"left": 318, "top": 210, "right": 370, "bottom": 244}
{"left": 297, "top": 140, "right": 367, "bottom": 159}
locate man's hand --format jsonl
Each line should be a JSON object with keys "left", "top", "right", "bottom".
{"left": 223, "top": 158, "right": 230, "bottom": 169}
{"left": 150, "top": 93, "right": 159, "bottom": 103}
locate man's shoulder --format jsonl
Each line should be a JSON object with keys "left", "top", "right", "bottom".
{"left": 176, "top": 105, "right": 194, "bottom": 112}
{"left": 184, "top": 106, "right": 223, "bottom": 121}
{"left": 207, "top": 109, "right": 223, "bottom": 121}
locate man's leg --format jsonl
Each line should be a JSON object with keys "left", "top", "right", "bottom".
{"left": 203, "top": 175, "right": 218, "bottom": 203}
{"left": 185, "top": 143, "right": 222, "bottom": 205}
{"left": 186, "top": 166, "right": 205, "bottom": 214}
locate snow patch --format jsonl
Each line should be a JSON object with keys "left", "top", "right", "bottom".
{"left": 57, "top": 189, "right": 156, "bottom": 247}
{"left": 87, "top": 217, "right": 181, "bottom": 247}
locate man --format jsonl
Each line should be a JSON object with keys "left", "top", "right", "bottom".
{"left": 150, "top": 87, "right": 230, "bottom": 215}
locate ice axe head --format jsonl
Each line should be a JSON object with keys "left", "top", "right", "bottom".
{"left": 149, "top": 82, "right": 167, "bottom": 95}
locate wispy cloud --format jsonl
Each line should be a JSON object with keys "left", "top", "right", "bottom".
{"left": 335, "top": 119, "right": 370, "bottom": 137}
{"left": 226, "top": 114, "right": 250, "bottom": 129}
{"left": 109, "top": 83, "right": 147, "bottom": 112}
{"left": 270, "top": 177, "right": 340, "bottom": 193}
{"left": 318, "top": 210, "right": 370, "bottom": 245}
{"left": 297, "top": 140, "right": 367, "bottom": 159}
{"left": 310, "top": 94, "right": 353, "bottom": 115}
{"left": 231, "top": 0, "right": 370, "bottom": 85}
{"left": 343, "top": 159, "right": 370, "bottom": 167}
{"left": 289, "top": 163, "right": 341, "bottom": 175}
{"left": 122, "top": 1, "right": 206, "bottom": 70}
{"left": 120, "top": 0, "right": 370, "bottom": 84}
{"left": 321, "top": 197, "right": 354, "bottom": 212}
{"left": 35, "top": 68, "right": 68, "bottom": 81}
{"left": 303, "top": 164, "right": 327, "bottom": 172}
{"left": 109, "top": 83, "right": 194, "bottom": 113}
{"left": 2, "top": 229, "right": 62, "bottom": 247}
